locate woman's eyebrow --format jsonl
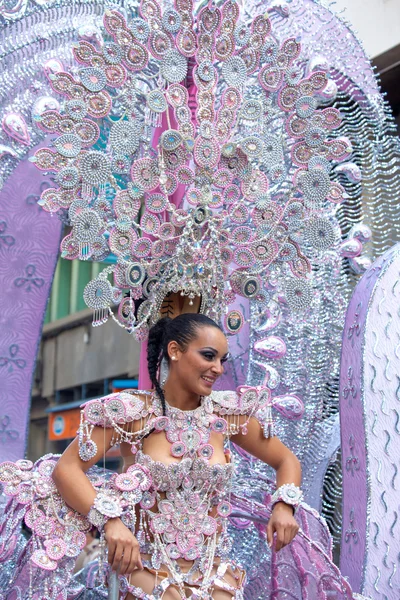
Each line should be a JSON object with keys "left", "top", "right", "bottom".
{"left": 200, "top": 347, "right": 230, "bottom": 358}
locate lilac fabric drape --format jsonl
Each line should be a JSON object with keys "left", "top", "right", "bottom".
{"left": 0, "top": 149, "right": 61, "bottom": 462}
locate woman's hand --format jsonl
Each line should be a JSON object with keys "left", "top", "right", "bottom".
{"left": 104, "top": 518, "right": 143, "bottom": 575}
{"left": 266, "top": 502, "right": 299, "bottom": 552}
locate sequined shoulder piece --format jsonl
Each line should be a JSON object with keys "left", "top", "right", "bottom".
{"left": 211, "top": 390, "right": 255, "bottom": 416}
{"left": 82, "top": 389, "right": 153, "bottom": 427}
{"left": 212, "top": 387, "right": 305, "bottom": 438}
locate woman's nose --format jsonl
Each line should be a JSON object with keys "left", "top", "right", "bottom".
{"left": 212, "top": 361, "right": 224, "bottom": 375}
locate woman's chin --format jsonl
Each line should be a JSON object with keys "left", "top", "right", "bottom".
{"left": 188, "top": 380, "right": 214, "bottom": 396}
{"left": 199, "top": 382, "right": 214, "bottom": 395}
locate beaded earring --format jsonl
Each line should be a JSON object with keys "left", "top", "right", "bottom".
{"left": 159, "top": 356, "right": 170, "bottom": 388}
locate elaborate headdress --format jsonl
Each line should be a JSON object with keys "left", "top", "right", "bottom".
{"left": 31, "top": 1, "right": 366, "bottom": 340}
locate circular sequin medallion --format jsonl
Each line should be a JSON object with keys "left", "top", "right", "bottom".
{"left": 54, "top": 133, "right": 82, "bottom": 158}
{"left": 75, "top": 120, "right": 100, "bottom": 147}
{"left": 241, "top": 277, "right": 260, "bottom": 298}
{"left": 187, "top": 188, "right": 202, "bottom": 206}
{"left": 198, "top": 444, "right": 214, "bottom": 460}
{"left": 154, "top": 416, "right": 169, "bottom": 431}
{"left": 140, "top": 491, "right": 156, "bottom": 509}
{"left": 44, "top": 538, "right": 67, "bottom": 561}
{"left": 163, "top": 9, "right": 182, "bottom": 33}
{"left": 305, "top": 217, "right": 335, "bottom": 250}
{"left": 109, "top": 120, "right": 140, "bottom": 154}
{"left": 78, "top": 440, "right": 98, "bottom": 461}
{"left": 234, "top": 23, "right": 250, "bottom": 46}
{"left": 65, "top": 99, "right": 87, "bottom": 121}
{"left": 150, "top": 238, "right": 164, "bottom": 258}
{"left": 130, "top": 18, "right": 150, "bottom": 41}
{"left": 16, "top": 459, "right": 33, "bottom": 471}
{"left": 140, "top": 212, "right": 160, "bottom": 234}
{"left": 145, "top": 193, "right": 168, "bottom": 213}
{"left": 0, "top": 462, "right": 19, "bottom": 482}
{"left": 77, "top": 204, "right": 104, "bottom": 236}
{"left": 158, "top": 223, "right": 176, "bottom": 240}
{"left": 217, "top": 500, "right": 232, "bottom": 517}
{"left": 56, "top": 166, "right": 79, "bottom": 189}
{"left": 31, "top": 549, "right": 57, "bottom": 571}
{"left": 160, "top": 129, "right": 183, "bottom": 151}
{"left": 295, "top": 96, "right": 317, "bottom": 119}
{"left": 223, "top": 184, "right": 241, "bottom": 205}
{"left": 231, "top": 226, "right": 253, "bottom": 245}
{"left": 115, "top": 473, "right": 140, "bottom": 491}
{"left": 175, "top": 166, "right": 195, "bottom": 186}
{"left": 147, "top": 89, "right": 167, "bottom": 113}
{"left": 202, "top": 515, "right": 217, "bottom": 536}
{"left": 164, "top": 147, "right": 186, "bottom": 171}
{"left": 124, "top": 42, "right": 149, "bottom": 71}
{"left": 166, "top": 83, "right": 188, "bottom": 108}
{"left": 132, "top": 237, "right": 152, "bottom": 258}
{"left": 79, "top": 67, "right": 106, "bottom": 92}
{"left": 103, "top": 42, "right": 123, "bottom": 64}
{"left": 94, "top": 495, "right": 122, "bottom": 518}
{"left": 234, "top": 247, "right": 255, "bottom": 267}
{"left": 163, "top": 172, "right": 178, "bottom": 195}
{"left": 111, "top": 154, "right": 130, "bottom": 174}
{"left": 38, "top": 460, "right": 57, "bottom": 477}
{"left": 83, "top": 279, "right": 113, "bottom": 309}
{"left": 194, "top": 136, "right": 220, "bottom": 168}
{"left": 230, "top": 204, "right": 249, "bottom": 224}
{"left": 222, "top": 56, "right": 247, "bottom": 86}
{"left": 285, "top": 278, "right": 313, "bottom": 312}
{"left": 80, "top": 151, "right": 111, "bottom": 186}
{"left": 126, "top": 263, "right": 146, "bottom": 286}
{"left": 161, "top": 49, "right": 188, "bottom": 83}
{"left": 131, "top": 158, "right": 159, "bottom": 191}
{"left": 211, "top": 417, "right": 228, "bottom": 434}
{"left": 171, "top": 441, "right": 187, "bottom": 457}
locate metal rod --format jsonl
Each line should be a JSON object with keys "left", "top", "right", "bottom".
{"left": 230, "top": 511, "right": 270, "bottom": 525}
{"left": 108, "top": 570, "right": 120, "bottom": 600}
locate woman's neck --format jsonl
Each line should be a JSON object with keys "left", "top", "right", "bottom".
{"left": 162, "top": 378, "right": 201, "bottom": 412}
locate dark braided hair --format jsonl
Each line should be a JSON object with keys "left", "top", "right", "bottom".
{"left": 147, "top": 313, "right": 222, "bottom": 415}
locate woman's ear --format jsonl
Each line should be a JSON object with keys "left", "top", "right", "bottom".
{"left": 167, "top": 340, "right": 181, "bottom": 362}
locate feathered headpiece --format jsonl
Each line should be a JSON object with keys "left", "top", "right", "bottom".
{"left": 31, "top": 1, "right": 363, "bottom": 339}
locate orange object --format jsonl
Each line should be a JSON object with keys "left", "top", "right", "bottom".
{"left": 49, "top": 407, "right": 122, "bottom": 460}
{"left": 48, "top": 408, "right": 81, "bottom": 441}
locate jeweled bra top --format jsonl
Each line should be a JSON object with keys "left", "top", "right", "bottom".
{"left": 79, "top": 390, "right": 257, "bottom": 564}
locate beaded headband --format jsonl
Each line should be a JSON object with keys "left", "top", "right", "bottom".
{"left": 31, "top": 1, "right": 363, "bottom": 340}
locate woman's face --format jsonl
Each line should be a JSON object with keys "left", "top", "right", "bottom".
{"left": 167, "top": 326, "right": 229, "bottom": 396}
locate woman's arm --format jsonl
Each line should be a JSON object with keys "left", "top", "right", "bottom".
{"left": 52, "top": 427, "right": 114, "bottom": 514}
{"left": 52, "top": 426, "right": 143, "bottom": 574}
{"left": 232, "top": 416, "right": 301, "bottom": 551}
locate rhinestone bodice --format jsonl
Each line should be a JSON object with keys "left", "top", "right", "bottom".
{"left": 135, "top": 450, "right": 234, "bottom": 493}
{"left": 121, "top": 396, "right": 237, "bottom": 565}
{"left": 78, "top": 389, "right": 269, "bottom": 567}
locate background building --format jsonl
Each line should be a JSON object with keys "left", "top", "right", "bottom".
{"left": 29, "top": 256, "right": 141, "bottom": 466}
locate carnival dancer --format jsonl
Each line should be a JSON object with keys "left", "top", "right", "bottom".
{"left": 54, "top": 313, "right": 301, "bottom": 598}
{"left": 0, "top": 314, "right": 369, "bottom": 599}
{"left": 0, "top": 0, "right": 375, "bottom": 596}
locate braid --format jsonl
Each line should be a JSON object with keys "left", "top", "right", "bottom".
{"left": 154, "top": 380, "right": 167, "bottom": 416}
{"left": 147, "top": 317, "right": 170, "bottom": 415}
{"left": 147, "top": 313, "right": 222, "bottom": 416}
